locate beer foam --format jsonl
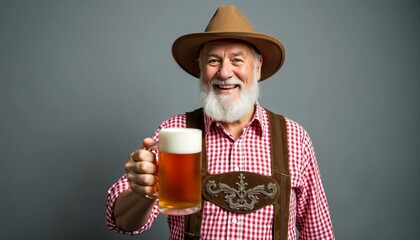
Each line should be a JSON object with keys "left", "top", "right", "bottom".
{"left": 158, "top": 128, "right": 202, "bottom": 154}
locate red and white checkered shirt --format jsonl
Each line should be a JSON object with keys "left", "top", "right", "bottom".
{"left": 106, "top": 103, "right": 334, "bottom": 239}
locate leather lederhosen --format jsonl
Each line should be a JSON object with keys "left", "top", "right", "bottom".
{"left": 184, "top": 108, "right": 291, "bottom": 240}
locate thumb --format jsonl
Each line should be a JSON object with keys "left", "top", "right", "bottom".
{"left": 142, "top": 137, "right": 155, "bottom": 149}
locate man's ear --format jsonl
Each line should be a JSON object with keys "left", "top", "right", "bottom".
{"left": 257, "top": 57, "right": 263, "bottom": 81}
{"left": 197, "top": 58, "right": 201, "bottom": 70}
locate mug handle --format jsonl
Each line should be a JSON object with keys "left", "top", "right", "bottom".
{"left": 144, "top": 141, "right": 159, "bottom": 200}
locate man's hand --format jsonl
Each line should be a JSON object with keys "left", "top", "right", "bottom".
{"left": 125, "top": 138, "right": 158, "bottom": 197}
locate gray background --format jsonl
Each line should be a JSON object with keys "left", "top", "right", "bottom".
{"left": 1, "top": 0, "right": 419, "bottom": 239}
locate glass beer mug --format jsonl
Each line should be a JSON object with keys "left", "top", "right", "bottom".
{"left": 153, "top": 128, "right": 202, "bottom": 215}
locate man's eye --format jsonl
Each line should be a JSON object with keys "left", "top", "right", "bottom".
{"left": 208, "top": 59, "right": 220, "bottom": 64}
{"left": 232, "top": 58, "right": 244, "bottom": 63}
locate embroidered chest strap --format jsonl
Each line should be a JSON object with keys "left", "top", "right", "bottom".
{"left": 184, "top": 108, "right": 291, "bottom": 240}
{"left": 203, "top": 171, "right": 280, "bottom": 213}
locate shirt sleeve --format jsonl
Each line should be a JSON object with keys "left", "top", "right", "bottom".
{"left": 295, "top": 128, "right": 335, "bottom": 239}
{"left": 106, "top": 174, "right": 160, "bottom": 235}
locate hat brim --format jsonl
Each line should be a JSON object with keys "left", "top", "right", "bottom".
{"left": 172, "top": 32, "right": 285, "bottom": 81}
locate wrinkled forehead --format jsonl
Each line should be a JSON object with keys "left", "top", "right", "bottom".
{"left": 199, "top": 39, "right": 258, "bottom": 56}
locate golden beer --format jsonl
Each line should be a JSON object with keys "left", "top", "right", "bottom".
{"left": 157, "top": 128, "right": 202, "bottom": 215}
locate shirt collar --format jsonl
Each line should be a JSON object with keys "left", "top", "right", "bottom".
{"left": 203, "top": 102, "right": 268, "bottom": 137}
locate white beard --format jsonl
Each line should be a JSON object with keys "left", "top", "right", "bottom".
{"left": 200, "top": 76, "right": 259, "bottom": 123}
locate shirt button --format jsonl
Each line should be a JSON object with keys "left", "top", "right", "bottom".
{"left": 232, "top": 218, "right": 238, "bottom": 224}
{"left": 234, "top": 166, "right": 240, "bottom": 171}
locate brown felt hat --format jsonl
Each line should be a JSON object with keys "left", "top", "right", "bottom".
{"left": 172, "top": 5, "right": 285, "bottom": 81}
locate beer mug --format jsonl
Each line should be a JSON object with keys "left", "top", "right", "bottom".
{"left": 155, "top": 128, "right": 202, "bottom": 215}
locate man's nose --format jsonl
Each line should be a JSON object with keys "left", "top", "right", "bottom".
{"left": 217, "top": 62, "right": 234, "bottom": 80}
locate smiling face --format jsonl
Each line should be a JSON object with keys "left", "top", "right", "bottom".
{"left": 198, "top": 40, "right": 262, "bottom": 123}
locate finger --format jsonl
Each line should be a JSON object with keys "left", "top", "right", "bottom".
{"left": 139, "top": 148, "right": 157, "bottom": 163}
{"left": 129, "top": 150, "right": 139, "bottom": 162}
{"left": 130, "top": 137, "right": 157, "bottom": 163}
{"left": 130, "top": 184, "right": 158, "bottom": 196}
{"left": 130, "top": 149, "right": 142, "bottom": 162}
{"left": 142, "top": 137, "right": 155, "bottom": 150}
{"left": 134, "top": 160, "right": 158, "bottom": 174}
{"left": 127, "top": 172, "right": 158, "bottom": 186}
{"left": 130, "top": 148, "right": 155, "bottom": 163}
{"left": 130, "top": 137, "right": 155, "bottom": 161}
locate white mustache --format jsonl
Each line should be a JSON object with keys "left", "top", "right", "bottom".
{"left": 210, "top": 78, "right": 244, "bottom": 87}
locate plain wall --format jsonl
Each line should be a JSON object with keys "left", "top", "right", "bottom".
{"left": 1, "top": 0, "right": 419, "bottom": 239}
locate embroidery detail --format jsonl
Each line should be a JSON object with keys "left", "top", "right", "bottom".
{"left": 205, "top": 173, "right": 277, "bottom": 211}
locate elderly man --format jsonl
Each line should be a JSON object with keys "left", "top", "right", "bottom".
{"left": 106, "top": 5, "right": 334, "bottom": 240}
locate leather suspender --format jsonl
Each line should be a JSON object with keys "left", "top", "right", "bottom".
{"left": 266, "top": 109, "right": 291, "bottom": 240}
{"left": 184, "top": 108, "right": 206, "bottom": 240}
{"left": 184, "top": 108, "right": 290, "bottom": 240}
